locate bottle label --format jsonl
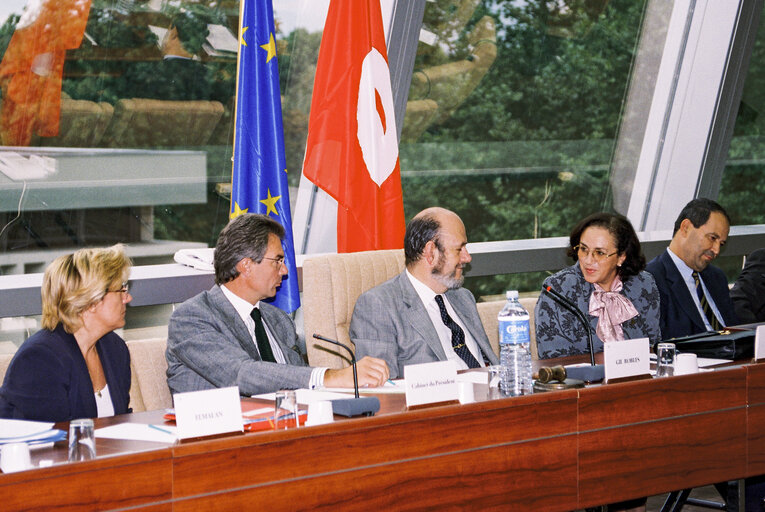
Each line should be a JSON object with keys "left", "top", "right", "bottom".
{"left": 499, "top": 319, "right": 530, "bottom": 345}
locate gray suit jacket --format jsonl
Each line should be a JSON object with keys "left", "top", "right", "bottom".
{"left": 166, "top": 285, "right": 313, "bottom": 396}
{"left": 350, "top": 272, "right": 498, "bottom": 379}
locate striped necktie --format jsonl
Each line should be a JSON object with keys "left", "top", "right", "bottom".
{"left": 435, "top": 295, "right": 481, "bottom": 368}
{"left": 691, "top": 271, "right": 721, "bottom": 331}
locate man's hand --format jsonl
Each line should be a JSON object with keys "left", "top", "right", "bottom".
{"left": 323, "top": 356, "right": 389, "bottom": 388}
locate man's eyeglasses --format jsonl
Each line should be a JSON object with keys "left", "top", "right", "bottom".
{"left": 573, "top": 245, "right": 617, "bottom": 262}
{"left": 261, "top": 256, "right": 286, "bottom": 267}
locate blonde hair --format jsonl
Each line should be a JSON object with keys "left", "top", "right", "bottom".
{"left": 41, "top": 245, "right": 132, "bottom": 332}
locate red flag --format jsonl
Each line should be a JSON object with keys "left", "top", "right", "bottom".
{"left": 302, "top": 0, "right": 405, "bottom": 253}
{"left": 0, "top": 0, "right": 92, "bottom": 146}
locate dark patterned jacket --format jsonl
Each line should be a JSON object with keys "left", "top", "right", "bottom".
{"left": 535, "top": 264, "right": 661, "bottom": 359}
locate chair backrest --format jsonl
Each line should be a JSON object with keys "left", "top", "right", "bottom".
{"left": 101, "top": 98, "right": 224, "bottom": 148}
{"left": 0, "top": 353, "right": 14, "bottom": 384}
{"left": 303, "top": 249, "right": 405, "bottom": 369}
{"left": 126, "top": 337, "right": 172, "bottom": 412}
{"left": 476, "top": 296, "right": 539, "bottom": 360}
{"left": 0, "top": 341, "right": 18, "bottom": 355}
{"left": 35, "top": 98, "right": 114, "bottom": 147}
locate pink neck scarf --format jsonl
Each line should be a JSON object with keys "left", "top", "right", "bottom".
{"left": 588, "top": 275, "right": 639, "bottom": 342}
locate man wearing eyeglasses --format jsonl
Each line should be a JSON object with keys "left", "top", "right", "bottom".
{"left": 645, "top": 198, "right": 738, "bottom": 341}
{"left": 350, "top": 207, "right": 498, "bottom": 379}
{"left": 166, "top": 213, "right": 389, "bottom": 395}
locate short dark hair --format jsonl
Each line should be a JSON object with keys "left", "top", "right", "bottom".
{"left": 568, "top": 212, "right": 645, "bottom": 278}
{"left": 672, "top": 198, "right": 731, "bottom": 235}
{"left": 404, "top": 214, "right": 441, "bottom": 266}
{"left": 214, "top": 214, "right": 284, "bottom": 285}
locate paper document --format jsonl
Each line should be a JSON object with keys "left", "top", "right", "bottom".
{"left": 96, "top": 423, "right": 178, "bottom": 444}
{"left": 0, "top": 419, "right": 66, "bottom": 445}
{"left": 697, "top": 357, "right": 731, "bottom": 368}
{"left": 0, "top": 419, "right": 53, "bottom": 439}
{"left": 254, "top": 389, "right": 352, "bottom": 405}
{"left": 320, "top": 379, "right": 406, "bottom": 394}
{"left": 457, "top": 372, "right": 489, "bottom": 384}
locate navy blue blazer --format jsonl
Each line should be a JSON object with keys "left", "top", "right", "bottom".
{"left": 645, "top": 250, "right": 738, "bottom": 340}
{"left": 0, "top": 324, "right": 132, "bottom": 422}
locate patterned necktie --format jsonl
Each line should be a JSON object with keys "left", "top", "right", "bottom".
{"left": 434, "top": 295, "right": 481, "bottom": 368}
{"left": 250, "top": 307, "right": 276, "bottom": 362}
{"left": 691, "top": 271, "right": 721, "bottom": 331}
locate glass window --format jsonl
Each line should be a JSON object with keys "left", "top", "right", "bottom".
{"left": 718, "top": 4, "right": 765, "bottom": 279}
{"left": 0, "top": 0, "right": 238, "bottom": 274}
{"left": 399, "top": 0, "right": 650, "bottom": 297}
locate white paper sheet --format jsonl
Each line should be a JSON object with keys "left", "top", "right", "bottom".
{"left": 0, "top": 419, "right": 54, "bottom": 440}
{"left": 254, "top": 389, "right": 353, "bottom": 405}
{"left": 95, "top": 423, "right": 178, "bottom": 444}
{"left": 320, "top": 379, "right": 406, "bottom": 394}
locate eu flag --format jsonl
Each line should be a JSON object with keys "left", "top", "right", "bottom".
{"left": 231, "top": 0, "right": 299, "bottom": 312}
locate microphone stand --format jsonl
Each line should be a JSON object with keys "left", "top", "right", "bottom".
{"left": 313, "top": 333, "right": 359, "bottom": 398}
{"left": 312, "top": 333, "right": 380, "bottom": 416}
{"left": 542, "top": 286, "right": 604, "bottom": 382}
{"left": 544, "top": 285, "right": 596, "bottom": 367}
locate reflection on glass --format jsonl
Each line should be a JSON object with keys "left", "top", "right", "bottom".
{"left": 0, "top": 1, "right": 238, "bottom": 276}
{"left": 401, "top": 0, "right": 648, "bottom": 296}
{"left": 720, "top": 4, "right": 765, "bottom": 233}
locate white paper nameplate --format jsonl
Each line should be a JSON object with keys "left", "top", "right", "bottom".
{"left": 404, "top": 360, "right": 458, "bottom": 407}
{"left": 756, "top": 325, "right": 765, "bottom": 361}
{"left": 173, "top": 386, "right": 243, "bottom": 439}
{"left": 604, "top": 337, "right": 650, "bottom": 381}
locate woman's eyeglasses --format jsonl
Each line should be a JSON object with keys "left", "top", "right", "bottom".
{"left": 573, "top": 245, "right": 617, "bottom": 262}
{"left": 105, "top": 282, "right": 129, "bottom": 295}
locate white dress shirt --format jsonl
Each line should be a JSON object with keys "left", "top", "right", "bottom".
{"left": 667, "top": 248, "right": 725, "bottom": 330}
{"left": 221, "top": 285, "right": 326, "bottom": 388}
{"left": 406, "top": 270, "right": 485, "bottom": 369}
{"left": 95, "top": 384, "right": 115, "bottom": 418}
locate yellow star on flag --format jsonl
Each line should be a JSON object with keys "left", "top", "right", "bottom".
{"left": 260, "top": 189, "right": 281, "bottom": 216}
{"left": 240, "top": 26, "right": 249, "bottom": 47}
{"left": 260, "top": 32, "right": 276, "bottom": 62}
{"left": 230, "top": 202, "right": 248, "bottom": 220}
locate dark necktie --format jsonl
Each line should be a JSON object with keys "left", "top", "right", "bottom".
{"left": 692, "top": 271, "right": 721, "bottom": 331}
{"left": 434, "top": 295, "right": 481, "bottom": 368}
{"left": 250, "top": 307, "right": 276, "bottom": 363}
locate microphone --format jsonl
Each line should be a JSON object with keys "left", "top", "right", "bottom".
{"left": 534, "top": 365, "right": 567, "bottom": 384}
{"left": 312, "top": 333, "right": 380, "bottom": 417}
{"left": 541, "top": 285, "right": 605, "bottom": 383}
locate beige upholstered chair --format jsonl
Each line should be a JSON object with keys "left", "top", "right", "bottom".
{"left": 34, "top": 97, "right": 114, "bottom": 147}
{"left": 303, "top": 249, "right": 405, "bottom": 369}
{"left": 0, "top": 353, "right": 14, "bottom": 383}
{"left": 477, "top": 296, "right": 539, "bottom": 359}
{"left": 101, "top": 98, "right": 224, "bottom": 148}
{"left": 0, "top": 341, "right": 18, "bottom": 355}
{"left": 126, "top": 338, "right": 172, "bottom": 412}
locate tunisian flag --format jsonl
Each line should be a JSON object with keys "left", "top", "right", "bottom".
{"left": 0, "top": 0, "right": 92, "bottom": 146}
{"left": 302, "top": 0, "right": 405, "bottom": 253}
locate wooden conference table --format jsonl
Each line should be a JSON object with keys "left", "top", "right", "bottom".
{"left": 2, "top": 357, "right": 764, "bottom": 511}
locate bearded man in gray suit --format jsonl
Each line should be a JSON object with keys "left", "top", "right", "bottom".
{"left": 350, "top": 207, "right": 498, "bottom": 379}
{"left": 166, "top": 214, "right": 388, "bottom": 395}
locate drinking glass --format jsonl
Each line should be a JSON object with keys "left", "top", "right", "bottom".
{"left": 68, "top": 418, "right": 96, "bottom": 462}
{"left": 274, "top": 390, "right": 299, "bottom": 429}
{"left": 656, "top": 343, "right": 676, "bottom": 378}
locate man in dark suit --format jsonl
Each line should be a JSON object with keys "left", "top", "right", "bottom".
{"left": 645, "top": 198, "right": 738, "bottom": 340}
{"left": 166, "top": 214, "right": 388, "bottom": 395}
{"left": 646, "top": 199, "right": 758, "bottom": 510}
{"left": 121, "top": 9, "right": 212, "bottom": 102}
{"left": 731, "top": 248, "right": 765, "bottom": 324}
{"left": 350, "top": 207, "right": 498, "bottom": 379}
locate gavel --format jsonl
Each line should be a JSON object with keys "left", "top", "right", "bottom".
{"left": 534, "top": 365, "right": 567, "bottom": 383}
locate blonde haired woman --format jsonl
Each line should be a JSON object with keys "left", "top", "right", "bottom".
{"left": 0, "top": 245, "right": 133, "bottom": 422}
